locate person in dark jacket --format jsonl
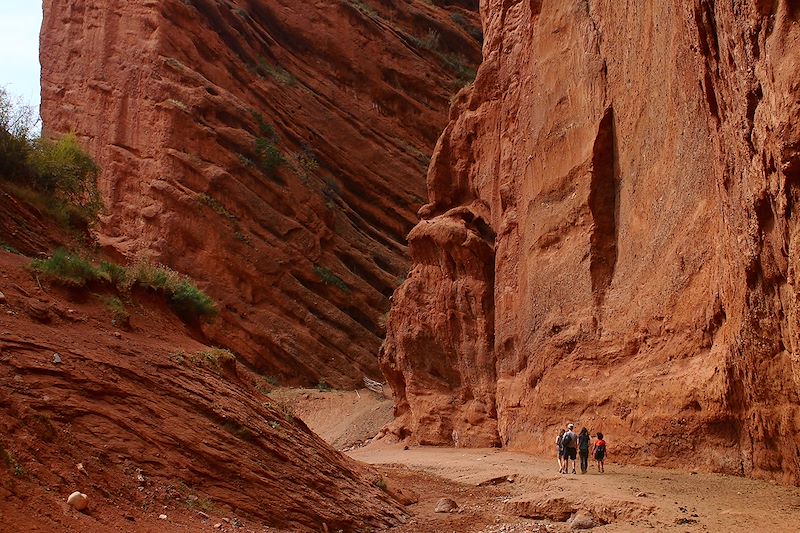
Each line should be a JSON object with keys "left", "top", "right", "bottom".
{"left": 578, "top": 427, "right": 591, "bottom": 474}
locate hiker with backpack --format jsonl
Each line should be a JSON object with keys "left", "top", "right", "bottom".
{"left": 592, "top": 432, "right": 607, "bottom": 473}
{"left": 560, "top": 423, "right": 578, "bottom": 474}
{"left": 578, "top": 427, "right": 591, "bottom": 474}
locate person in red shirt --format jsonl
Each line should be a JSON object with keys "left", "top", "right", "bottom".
{"left": 592, "top": 432, "right": 607, "bottom": 473}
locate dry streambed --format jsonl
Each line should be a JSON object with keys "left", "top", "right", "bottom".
{"left": 283, "top": 387, "right": 800, "bottom": 532}
{"left": 349, "top": 446, "right": 800, "bottom": 532}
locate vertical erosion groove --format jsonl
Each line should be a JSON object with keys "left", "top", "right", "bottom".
{"left": 588, "top": 106, "right": 619, "bottom": 307}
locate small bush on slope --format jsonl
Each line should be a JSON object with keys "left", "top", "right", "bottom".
{"left": 0, "top": 89, "right": 102, "bottom": 230}
{"left": 30, "top": 248, "right": 101, "bottom": 287}
{"left": 30, "top": 250, "right": 217, "bottom": 324}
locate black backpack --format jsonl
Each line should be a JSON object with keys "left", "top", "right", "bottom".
{"left": 562, "top": 432, "right": 575, "bottom": 448}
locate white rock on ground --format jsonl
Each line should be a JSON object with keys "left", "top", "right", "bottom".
{"left": 570, "top": 512, "right": 595, "bottom": 530}
{"left": 434, "top": 498, "right": 459, "bottom": 513}
{"left": 67, "top": 491, "right": 88, "bottom": 511}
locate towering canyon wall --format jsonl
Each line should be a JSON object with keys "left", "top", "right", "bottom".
{"left": 40, "top": 0, "right": 480, "bottom": 387}
{"left": 383, "top": 0, "right": 800, "bottom": 483}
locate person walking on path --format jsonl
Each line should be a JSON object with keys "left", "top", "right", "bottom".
{"left": 578, "top": 427, "right": 591, "bottom": 474}
{"left": 561, "top": 423, "right": 578, "bottom": 474}
{"left": 556, "top": 428, "right": 565, "bottom": 472}
{"left": 592, "top": 432, "right": 607, "bottom": 473}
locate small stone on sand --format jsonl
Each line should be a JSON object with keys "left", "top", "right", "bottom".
{"left": 434, "top": 498, "right": 458, "bottom": 513}
{"left": 67, "top": 491, "right": 88, "bottom": 511}
{"left": 570, "top": 512, "right": 595, "bottom": 529}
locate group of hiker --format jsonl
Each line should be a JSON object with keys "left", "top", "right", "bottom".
{"left": 556, "top": 423, "right": 606, "bottom": 474}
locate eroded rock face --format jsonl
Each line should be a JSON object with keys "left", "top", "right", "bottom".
{"left": 0, "top": 251, "right": 403, "bottom": 531}
{"left": 383, "top": 0, "right": 800, "bottom": 483}
{"left": 40, "top": 0, "right": 480, "bottom": 387}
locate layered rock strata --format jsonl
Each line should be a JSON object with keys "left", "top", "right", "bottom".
{"left": 0, "top": 251, "right": 402, "bottom": 531}
{"left": 383, "top": 0, "right": 800, "bottom": 483}
{"left": 40, "top": 0, "right": 480, "bottom": 387}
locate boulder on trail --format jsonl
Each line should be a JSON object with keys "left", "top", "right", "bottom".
{"left": 434, "top": 498, "right": 459, "bottom": 513}
{"left": 67, "top": 491, "right": 88, "bottom": 511}
{"left": 570, "top": 512, "right": 595, "bottom": 529}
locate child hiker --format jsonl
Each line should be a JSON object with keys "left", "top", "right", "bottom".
{"left": 592, "top": 432, "right": 607, "bottom": 473}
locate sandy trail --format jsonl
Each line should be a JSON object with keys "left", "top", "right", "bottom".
{"left": 350, "top": 445, "right": 800, "bottom": 532}
{"left": 268, "top": 387, "right": 394, "bottom": 450}
{"left": 283, "top": 387, "right": 800, "bottom": 532}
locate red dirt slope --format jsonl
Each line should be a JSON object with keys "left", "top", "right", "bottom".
{"left": 40, "top": 0, "right": 481, "bottom": 388}
{"left": 0, "top": 249, "right": 403, "bottom": 532}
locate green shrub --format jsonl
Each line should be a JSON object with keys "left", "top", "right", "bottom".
{"left": 0, "top": 242, "right": 19, "bottom": 254}
{"left": 191, "top": 347, "right": 236, "bottom": 370}
{"left": 0, "top": 446, "right": 25, "bottom": 478}
{"left": 186, "top": 496, "right": 215, "bottom": 513}
{"left": 169, "top": 350, "right": 187, "bottom": 365}
{"left": 249, "top": 112, "right": 285, "bottom": 176}
{"left": 102, "top": 295, "right": 130, "bottom": 325}
{"left": 255, "top": 58, "right": 296, "bottom": 86}
{"left": 292, "top": 146, "right": 319, "bottom": 184}
{"left": 347, "top": 0, "right": 378, "bottom": 19}
{"left": 255, "top": 137, "right": 284, "bottom": 175}
{"left": 297, "top": 149, "right": 318, "bottom": 173}
{"left": 1, "top": 89, "right": 102, "bottom": 229}
{"left": 126, "top": 260, "right": 179, "bottom": 291}
{"left": 412, "top": 29, "right": 441, "bottom": 51}
{"left": 30, "top": 251, "right": 217, "bottom": 324}
{"left": 439, "top": 52, "right": 476, "bottom": 85}
{"left": 27, "top": 133, "right": 101, "bottom": 217}
{"left": 271, "top": 398, "right": 295, "bottom": 422}
{"left": 0, "top": 88, "right": 37, "bottom": 180}
{"left": 314, "top": 265, "right": 351, "bottom": 293}
{"left": 99, "top": 261, "right": 128, "bottom": 286}
{"left": 197, "top": 193, "right": 235, "bottom": 220}
{"left": 251, "top": 112, "right": 274, "bottom": 138}
{"left": 126, "top": 260, "right": 217, "bottom": 322}
{"left": 170, "top": 280, "right": 218, "bottom": 322}
{"left": 30, "top": 248, "right": 101, "bottom": 286}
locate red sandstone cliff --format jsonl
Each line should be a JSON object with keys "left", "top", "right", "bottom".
{"left": 40, "top": 0, "right": 480, "bottom": 387}
{"left": 382, "top": 0, "right": 800, "bottom": 484}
